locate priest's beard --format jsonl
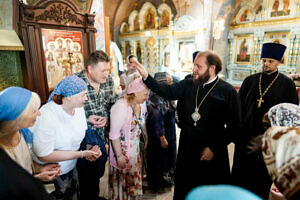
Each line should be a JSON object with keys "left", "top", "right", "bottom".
{"left": 193, "top": 68, "right": 210, "bottom": 86}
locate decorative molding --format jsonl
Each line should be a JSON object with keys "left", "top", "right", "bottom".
{"left": 0, "top": 46, "right": 24, "bottom": 51}
{"left": 230, "top": 17, "right": 300, "bottom": 29}
{"left": 35, "top": 4, "right": 84, "bottom": 25}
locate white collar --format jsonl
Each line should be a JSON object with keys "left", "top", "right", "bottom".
{"left": 203, "top": 76, "right": 218, "bottom": 87}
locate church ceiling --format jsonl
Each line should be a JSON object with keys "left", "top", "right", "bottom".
{"left": 103, "top": 0, "right": 177, "bottom": 31}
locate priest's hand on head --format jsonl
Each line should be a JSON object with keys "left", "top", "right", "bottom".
{"left": 200, "top": 147, "right": 214, "bottom": 161}
{"left": 130, "top": 58, "right": 148, "bottom": 79}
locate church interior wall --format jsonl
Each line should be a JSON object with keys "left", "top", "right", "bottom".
{"left": 0, "top": 0, "right": 24, "bottom": 90}
{"left": 224, "top": 0, "right": 300, "bottom": 86}
{"left": 90, "top": 0, "right": 106, "bottom": 50}
{"left": 117, "top": 1, "right": 208, "bottom": 80}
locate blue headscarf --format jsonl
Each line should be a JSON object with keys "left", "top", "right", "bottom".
{"left": 185, "top": 185, "right": 262, "bottom": 200}
{"left": 0, "top": 87, "right": 32, "bottom": 121}
{"left": 48, "top": 75, "right": 87, "bottom": 102}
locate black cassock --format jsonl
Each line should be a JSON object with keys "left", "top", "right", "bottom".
{"left": 231, "top": 71, "right": 299, "bottom": 199}
{"left": 0, "top": 148, "right": 52, "bottom": 200}
{"left": 144, "top": 76, "right": 242, "bottom": 200}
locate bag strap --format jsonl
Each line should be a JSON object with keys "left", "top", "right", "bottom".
{"left": 131, "top": 105, "right": 146, "bottom": 142}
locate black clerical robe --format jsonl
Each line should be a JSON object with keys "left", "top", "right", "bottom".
{"left": 0, "top": 148, "right": 52, "bottom": 200}
{"left": 231, "top": 71, "right": 299, "bottom": 199}
{"left": 144, "top": 76, "right": 242, "bottom": 200}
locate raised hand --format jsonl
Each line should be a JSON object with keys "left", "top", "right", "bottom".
{"left": 130, "top": 58, "right": 149, "bottom": 79}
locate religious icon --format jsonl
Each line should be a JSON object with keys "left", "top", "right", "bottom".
{"left": 265, "top": 32, "right": 289, "bottom": 65}
{"left": 46, "top": 51, "right": 59, "bottom": 89}
{"left": 164, "top": 52, "right": 170, "bottom": 67}
{"left": 133, "top": 16, "right": 140, "bottom": 31}
{"left": 270, "top": 0, "right": 290, "bottom": 17}
{"left": 283, "top": 0, "right": 290, "bottom": 15}
{"left": 235, "top": 34, "right": 254, "bottom": 64}
{"left": 136, "top": 44, "right": 142, "bottom": 63}
{"left": 125, "top": 41, "right": 131, "bottom": 58}
{"left": 272, "top": 0, "right": 280, "bottom": 12}
{"left": 41, "top": 29, "right": 84, "bottom": 91}
{"left": 145, "top": 9, "right": 155, "bottom": 29}
{"left": 240, "top": 9, "right": 249, "bottom": 22}
{"left": 239, "top": 39, "right": 248, "bottom": 61}
{"left": 178, "top": 41, "right": 196, "bottom": 72}
{"left": 236, "top": 7, "right": 255, "bottom": 24}
{"left": 160, "top": 10, "right": 170, "bottom": 28}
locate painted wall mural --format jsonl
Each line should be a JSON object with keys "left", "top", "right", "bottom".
{"left": 91, "top": 0, "right": 105, "bottom": 50}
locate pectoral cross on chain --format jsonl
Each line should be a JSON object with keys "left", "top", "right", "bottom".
{"left": 257, "top": 97, "right": 264, "bottom": 108}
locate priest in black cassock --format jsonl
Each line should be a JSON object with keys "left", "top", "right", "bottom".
{"left": 231, "top": 43, "right": 299, "bottom": 199}
{"left": 132, "top": 51, "right": 242, "bottom": 200}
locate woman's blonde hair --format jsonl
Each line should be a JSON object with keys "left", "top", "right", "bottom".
{"left": 0, "top": 92, "right": 41, "bottom": 137}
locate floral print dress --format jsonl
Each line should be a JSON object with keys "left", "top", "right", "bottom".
{"left": 109, "top": 102, "right": 146, "bottom": 200}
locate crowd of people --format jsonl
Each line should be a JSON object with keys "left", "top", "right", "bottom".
{"left": 1, "top": 42, "right": 300, "bottom": 200}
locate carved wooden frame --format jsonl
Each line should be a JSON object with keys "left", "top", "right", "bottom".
{"left": 17, "top": 0, "right": 96, "bottom": 103}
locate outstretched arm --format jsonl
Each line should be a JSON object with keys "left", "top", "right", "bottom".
{"left": 131, "top": 57, "right": 149, "bottom": 79}
{"left": 131, "top": 58, "right": 186, "bottom": 100}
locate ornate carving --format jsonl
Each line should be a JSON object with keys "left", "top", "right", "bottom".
{"left": 35, "top": 4, "right": 84, "bottom": 25}
{"left": 24, "top": 8, "right": 35, "bottom": 20}
{"left": 87, "top": 15, "right": 95, "bottom": 26}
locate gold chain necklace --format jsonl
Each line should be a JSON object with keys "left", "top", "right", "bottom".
{"left": 257, "top": 72, "right": 279, "bottom": 108}
{"left": 191, "top": 77, "right": 220, "bottom": 126}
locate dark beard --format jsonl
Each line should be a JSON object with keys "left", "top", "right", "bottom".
{"left": 193, "top": 68, "right": 210, "bottom": 86}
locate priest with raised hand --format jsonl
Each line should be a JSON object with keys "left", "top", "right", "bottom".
{"left": 132, "top": 51, "right": 242, "bottom": 200}
{"left": 231, "top": 42, "right": 299, "bottom": 199}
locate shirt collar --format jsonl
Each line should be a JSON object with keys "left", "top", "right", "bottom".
{"left": 203, "top": 76, "right": 218, "bottom": 87}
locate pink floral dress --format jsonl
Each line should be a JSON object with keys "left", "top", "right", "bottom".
{"left": 109, "top": 98, "right": 147, "bottom": 200}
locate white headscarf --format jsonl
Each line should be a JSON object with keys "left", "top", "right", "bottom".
{"left": 268, "top": 103, "right": 300, "bottom": 127}
{"left": 262, "top": 103, "right": 300, "bottom": 199}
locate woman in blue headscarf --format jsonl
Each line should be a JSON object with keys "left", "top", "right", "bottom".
{"left": 0, "top": 86, "right": 60, "bottom": 199}
{"left": 31, "top": 75, "right": 102, "bottom": 200}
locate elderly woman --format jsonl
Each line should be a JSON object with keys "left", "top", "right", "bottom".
{"left": 0, "top": 87, "right": 60, "bottom": 199}
{"left": 262, "top": 103, "right": 300, "bottom": 200}
{"left": 146, "top": 72, "right": 177, "bottom": 191}
{"left": 109, "top": 73, "right": 149, "bottom": 200}
{"left": 31, "top": 75, "right": 101, "bottom": 200}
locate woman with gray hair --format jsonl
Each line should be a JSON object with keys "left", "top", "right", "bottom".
{"left": 0, "top": 87, "right": 60, "bottom": 199}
